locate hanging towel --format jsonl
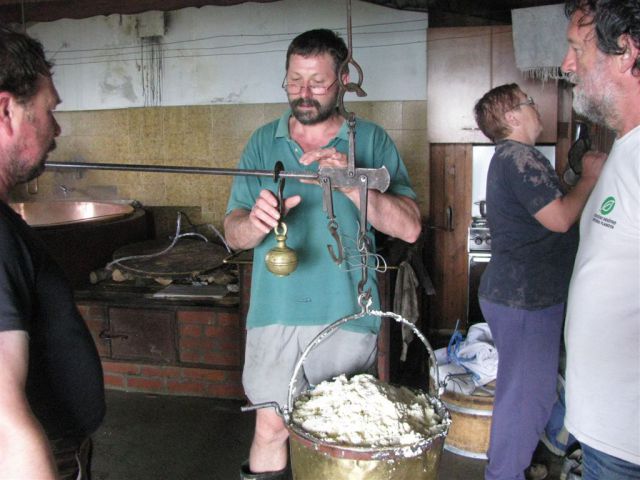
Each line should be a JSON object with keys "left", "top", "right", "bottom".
{"left": 393, "top": 261, "right": 420, "bottom": 362}
{"left": 511, "top": 4, "right": 568, "bottom": 80}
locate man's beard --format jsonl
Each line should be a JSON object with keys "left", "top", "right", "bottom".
{"left": 568, "top": 61, "right": 619, "bottom": 131}
{"left": 289, "top": 96, "right": 337, "bottom": 125}
{"left": 9, "top": 140, "right": 55, "bottom": 185}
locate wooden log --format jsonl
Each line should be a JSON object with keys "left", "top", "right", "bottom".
{"left": 89, "top": 268, "right": 112, "bottom": 284}
{"left": 112, "top": 268, "right": 134, "bottom": 282}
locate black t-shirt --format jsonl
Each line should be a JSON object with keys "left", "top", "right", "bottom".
{"left": 0, "top": 201, "right": 105, "bottom": 439}
{"left": 478, "top": 140, "right": 579, "bottom": 309}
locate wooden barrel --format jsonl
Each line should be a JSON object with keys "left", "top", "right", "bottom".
{"left": 441, "top": 389, "right": 494, "bottom": 459}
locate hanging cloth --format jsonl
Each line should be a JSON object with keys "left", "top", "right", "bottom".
{"left": 511, "top": 4, "right": 568, "bottom": 81}
{"left": 393, "top": 260, "right": 420, "bottom": 362}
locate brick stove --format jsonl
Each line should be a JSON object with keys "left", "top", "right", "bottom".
{"left": 78, "top": 254, "right": 393, "bottom": 401}
{"left": 79, "top": 302, "right": 245, "bottom": 399}
{"left": 76, "top": 261, "right": 251, "bottom": 401}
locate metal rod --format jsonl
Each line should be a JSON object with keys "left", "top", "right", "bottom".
{"left": 46, "top": 161, "right": 318, "bottom": 181}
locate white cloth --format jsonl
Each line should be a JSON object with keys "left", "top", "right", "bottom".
{"left": 565, "top": 125, "right": 640, "bottom": 465}
{"left": 437, "top": 323, "right": 499, "bottom": 391}
{"left": 453, "top": 323, "right": 499, "bottom": 386}
{"left": 511, "top": 4, "right": 568, "bottom": 80}
{"left": 465, "top": 322, "right": 493, "bottom": 344}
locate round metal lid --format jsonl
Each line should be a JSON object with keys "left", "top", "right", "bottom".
{"left": 111, "top": 238, "right": 228, "bottom": 278}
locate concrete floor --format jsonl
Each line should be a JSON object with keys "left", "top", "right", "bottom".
{"left": 91, "top": 390, "right": 564, "bottom": 480}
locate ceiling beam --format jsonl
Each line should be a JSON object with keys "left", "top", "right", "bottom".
{"left": 0, "top": 0, "right": 564, "bottom": 27}
{"left": 0, "top": 0, "right": 278, "bottom": 24}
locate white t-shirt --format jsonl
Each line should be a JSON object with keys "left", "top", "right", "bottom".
{"left": 565, "top": 125, "right": 640, "bottom": 465}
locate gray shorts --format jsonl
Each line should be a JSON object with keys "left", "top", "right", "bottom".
{"left": 243, "top": 324, "right": 378, "bottom": 409}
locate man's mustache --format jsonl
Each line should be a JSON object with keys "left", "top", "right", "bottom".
{"left": 292, "top": 98, "right": 320, "bottom": 109}
{"left": 565, "top": 72, "right": 580, "bottom": 85}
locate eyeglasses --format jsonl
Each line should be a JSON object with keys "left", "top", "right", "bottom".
{"left": 281, "top": 77, "right": 338, "bottom": 95}
{"left": 513, "top": 96, "right": 536, "bottom": 109}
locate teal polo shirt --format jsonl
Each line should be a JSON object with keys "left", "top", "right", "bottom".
{"left": 226, "top": 110, "right": 416, "bottom": 334}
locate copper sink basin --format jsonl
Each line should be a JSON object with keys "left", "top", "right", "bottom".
{"left": 10, "top": 201, "right": 134, "bottom": 227}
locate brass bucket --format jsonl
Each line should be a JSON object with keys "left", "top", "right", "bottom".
{"left": 284, "top": 308, "right": 451, "bottom": 480}
{"left": 288, "top": 403, "right": 448, "bottom": 479}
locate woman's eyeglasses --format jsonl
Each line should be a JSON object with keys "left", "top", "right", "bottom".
{"left": 513, "top": 96, "right": 536, "bottom": 109}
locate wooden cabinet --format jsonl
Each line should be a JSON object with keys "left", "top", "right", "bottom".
{"left": 428, "top": 26, "right": 558, "bottom": 144}
{"left": 426, "top": 144, "right": 472, "bottom": 334}
{"left": 427, "top": 27, "right": 491, "bottom": 143}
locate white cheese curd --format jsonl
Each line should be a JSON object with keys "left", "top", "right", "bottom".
{"left": 291, "top": 374, "right": 442, "bottom": 447}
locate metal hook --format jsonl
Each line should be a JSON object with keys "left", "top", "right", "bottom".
{"left": 327, "top": 219, "right": 344, "bottom": 265}
{"left": 337, "top": 0, "right": 367, "bottom": 121}
{"left": 276, "top": 177, "right": 285, "bottom": 219}
{"left": 358, "top": 292, "right": 373, "bottom": 312}
{"left": 357, "top": 249, "right": 370, "bottom": 298}
{"left": 273, "top": 161, "right": 286, "bottom": 220}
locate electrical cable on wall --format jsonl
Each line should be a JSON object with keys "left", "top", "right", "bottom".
{"left": 46, "top": 19, "right": 428, "bottom": 67}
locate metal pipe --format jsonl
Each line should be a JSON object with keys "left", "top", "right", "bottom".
{"left": 46, "top": 161, "right": 319, "bottom": 181}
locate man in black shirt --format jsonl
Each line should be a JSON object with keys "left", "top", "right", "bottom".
{"left": 0, "top": 25, "right": 105, "bottom": 479}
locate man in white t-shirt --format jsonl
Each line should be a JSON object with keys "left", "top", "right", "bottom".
{"left": 561, "top": 1, "right": 640, "bottom": 478}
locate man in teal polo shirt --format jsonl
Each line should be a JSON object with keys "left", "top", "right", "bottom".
{"left": 224, "top": 29, "right": 421, "bottom": 480}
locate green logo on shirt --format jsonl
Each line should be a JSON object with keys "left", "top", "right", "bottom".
{"left": 600, "top": 196, "right": 616, "bottom": 215}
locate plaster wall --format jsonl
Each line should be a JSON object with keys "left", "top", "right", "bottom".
{"left": 28, "top": 0, "right": 428, "bottom": 110}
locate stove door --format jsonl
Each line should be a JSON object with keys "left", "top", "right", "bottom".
{"left": 468, "top": 253, "right": 490, "bottom": 325}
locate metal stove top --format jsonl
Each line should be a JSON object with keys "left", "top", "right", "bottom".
{"left": 468, "top": 217, "right": 491, "bottom": 252}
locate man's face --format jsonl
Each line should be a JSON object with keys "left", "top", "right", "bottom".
{"left": 285, "top": 53, "right": 340, "bottom": 125}
{"left": 561, "top": 11, "right": 619, "bottom": 128}
{"left": 9, "top": 75, "right": 61, "bottom": 184}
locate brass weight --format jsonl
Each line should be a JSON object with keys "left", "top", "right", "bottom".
{"left": 265, "top": 222, "right": 298, "bottom": 276}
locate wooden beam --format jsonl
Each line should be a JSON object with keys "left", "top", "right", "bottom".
{"left": 0, "top": 0, "right": 279, "bottom": 24}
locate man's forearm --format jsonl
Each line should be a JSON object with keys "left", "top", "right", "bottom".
{"left": 223, "top": 209, "right": 268, "bottom": 251}
{"left": 345, "top": 190, "right": 421, "bottom": 243}
{"left": 0, "top": 410, "right": 58, "bottom": 479}
{"left": 0, "top": 331, "right": 58, "bottom": 479}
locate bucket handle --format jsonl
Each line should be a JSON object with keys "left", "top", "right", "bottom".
{"left": 285, "top": 301, "right": 442, "bottom": 415}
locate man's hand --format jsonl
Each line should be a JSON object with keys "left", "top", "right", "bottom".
{"left": 297, "top": 147, "right": 421, "bottom": 243}
{"left": 298, "top": 147, "right": 358, "bottom": 197}
{"left": 224, "top": 189, "right": 301, "bottom": 251}
{"left": 249, "top": 189, "right": 302, "bottom": 234}
{"left": 298, "top": 147, "right": 346, "bottom": 169}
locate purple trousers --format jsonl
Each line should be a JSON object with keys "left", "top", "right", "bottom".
{"left": 480, "top": 299, "right": 564, "bottom": 480}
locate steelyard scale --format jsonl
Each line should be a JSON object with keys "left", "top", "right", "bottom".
{"left": 48, "top": 0, "right": 382, "bottom": 304}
